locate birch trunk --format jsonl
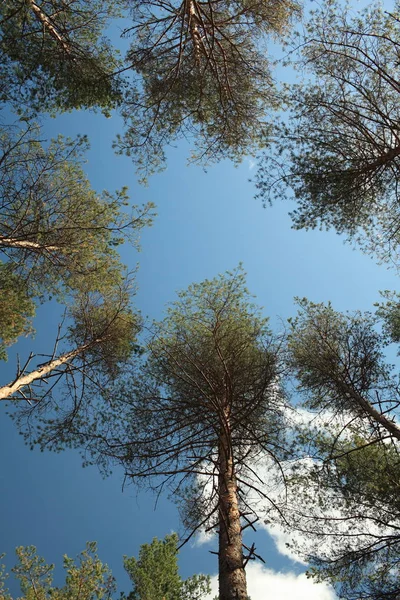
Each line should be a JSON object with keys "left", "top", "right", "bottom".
{"left": 218, "top": 414, "right": 248, "bottom": 600}
{"left": 0, "top": 341, "right": 96, "bottom": 400}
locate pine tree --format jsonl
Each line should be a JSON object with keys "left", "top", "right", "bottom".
{"left": 0, "top": 0, "right": 123, "bottom": 114}
{"left": 256, "top": 1, "right": 400, "bottom": 265}
{"left": 64, "top": 267, "right": 288, "bottom": 600}
{"left": 123, "top": 534, "right": 210, "bottom": 600}
{"left": 118, "top": 0, "right": 300, "bottom": 178}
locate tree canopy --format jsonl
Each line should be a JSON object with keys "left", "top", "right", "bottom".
{"left": 0, "top": 119, "right": 154, "bottom": 358}
{"left": 256, "top": 0, "right": 400, "bottom": 265}
{"left": 0, "top": 1, "right": 300, "bottom": 176}
{"left": 0, "top": 0, "right": 123, "bottom": 114}
{"left": 0, "top": 118, "right": 155, "bottom": 444}
{"left": 0, "top": 536, "right": 208, "bottom": 600}
{"left": 0, "top": 543, "right": 115, "bottom": 600}
{"left": 0, "top": 264, "right": 35, "bottom": 361}
{"left": 278, "top": 298, "right": 400, "bottom": 600}
{"left": 117, "top": 0, "right": 300, "bottom": 178}
{"left": 2, "top": 283, "right": 144, "bottom": 468}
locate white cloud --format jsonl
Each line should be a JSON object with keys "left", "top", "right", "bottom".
{"left": 193, "top": 528, "right": 213, "bottom": 547}
{"left": 206, "top": 562, "right": 337, "bottom": 600}
{"left": 261, "top": 524, "right": 308, "bottom": 565}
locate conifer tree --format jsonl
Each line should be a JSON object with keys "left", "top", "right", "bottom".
{"left": 256, "top": 1, "right": 400, "bottom": 265}
{"left": 118, "top": 0, "right": 300, "bottom": 178}
{"left": 280, "top": 298, "right": 400, "bottom": 600}
{"left": 123, "top": 534, "right": 210, "bottom": 600}
{"left": 63, "top": 267, "right": 288, "bottom": 600}
{"left": 0, "top": 0, "right": 123, "bottom": 114}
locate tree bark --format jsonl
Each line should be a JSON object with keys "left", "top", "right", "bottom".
{"left": 0, "top": 341, "right": 97, "bottom": 400}
{"left": 0, "top": 236, "right": 60, "bottom": 253}
{"left": 185, "top": 0, "right": 202, "bottom": 66}
{"left": 218, "top": 415, "right": 248, "bottom": 600}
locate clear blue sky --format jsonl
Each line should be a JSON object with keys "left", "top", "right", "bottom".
{"left": 0, "top": 2, "right": 398, "bottom": 598}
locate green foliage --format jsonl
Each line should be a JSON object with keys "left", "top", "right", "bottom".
{"left": 256, "top": 0, "right": 400, "bottom": 265}
{"left": 0, "top": 1, "right": 123, "bottom": 114}
{"left": 333, "top": 437, "right": 400, "bottom": 511}
{"left": 117, "top": 0, "right": 300, "bottom": 179}
{"left": 0, "top": 555, "right": 11, "bottom": 600}
{"left": 287, "top": 298, "right": 387, "bottom": 414}
{"left": 0, "top": 264, "right": 35, "bottom": 360}
{"left": 4, "top": 543, "right": 115, "bottom": 600}
{"left": 62, "top": 267, "right": 287, "bottom": 557}
{"left": 375, "top": 291, "right": 400, "bottom": 346}
{"left": 6, "top": 281, "right": 142, "bottom": 450}
{"left": 123, "top": 533, "right": 210, "bottom": 600}
{"left": 284, "top": 298, "right": 400, "bottom": 600}
{"left": 0, "top": 121, "right": 154, "bottom": 297}
{"left": 0, "top": 540, "right": 210, "bottom": 600}
{"left": 294, "top": 432, "right": 400, "bottom": 600}
{"left": 0, "top": 119, "right": 154, "bottom": 353}
{"left": 67, "top": 286, "right": 141, "bottom": 378}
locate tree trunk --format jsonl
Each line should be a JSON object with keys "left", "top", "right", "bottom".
{"left": 186, "top": 0, "right": 202, "bottom": 66}
{"left": 0, "top": 341, "right": 96, "bottom": 400}
{"left": 218, "top": 418, "right": 248, "bottom": 600}
{"left": 338, "top": 380, "right": 400, "bottom": 442}
{"left": 29, "top": 1, "right": 73, "bottom": 56}
{"left": 0, "top": 236, "right": 60, "bottom": 253}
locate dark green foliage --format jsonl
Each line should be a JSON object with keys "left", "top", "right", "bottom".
{"left": 0, "top": 1, "right": 123, "bottom": 114}
{"left": 117, "top": 0, "right": 300, "bottom": 179}
{"left": 123, "top": 533, "right": 210, "bottom": 600}
{"left": 256, "top": 1, "right": 400, "bottom": 265}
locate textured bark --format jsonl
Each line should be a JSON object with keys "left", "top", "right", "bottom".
{"left": 218, "top": 413, "right": 248, "bottom": 600}
{"left": 186, "top": 0, "right": 202, "bottom": 66}
{"left": 0, "top": 341, "right": 97, "bottom": 400}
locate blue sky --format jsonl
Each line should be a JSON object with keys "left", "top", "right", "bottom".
{"left": 1, "top": 2, "right": 398, "bottom": 598}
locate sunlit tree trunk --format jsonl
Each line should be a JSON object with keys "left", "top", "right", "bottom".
{"left": 0, "top": 341, "right": 96, "bottom": 400}
{"left": 218, "top": 407, "right": 248, "bottom": 600}
{"left": 28, "top": 0, "right": 73, "bottom": 55}
{"left": 185, "top": 0, "right": 202, "bottom": 66}
{"left": 0, "top": 235, "right": 60, "bottom": 252}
